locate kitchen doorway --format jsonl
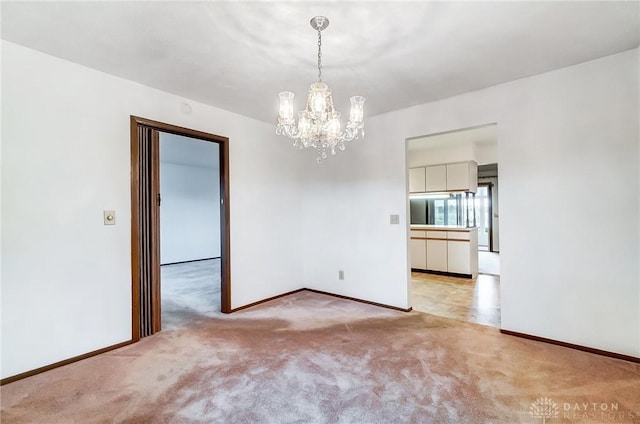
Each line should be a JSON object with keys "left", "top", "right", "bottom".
{"left": 407, "top": 124, "right": 501, "bottom": 328}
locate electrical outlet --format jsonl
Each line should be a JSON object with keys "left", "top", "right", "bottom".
{"left": 338, "top": 270, "right": 344, "bottom": 280}
{"left": 390, "top": 214, "right": 400, "bottom": 224}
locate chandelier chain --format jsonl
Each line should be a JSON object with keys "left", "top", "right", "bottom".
{"left": 317, "top": 29, "right": 322, "bottom": 82}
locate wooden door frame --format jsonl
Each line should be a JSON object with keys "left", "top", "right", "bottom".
{"left": 130, "top": 116, "right": 231, "bottom": 342}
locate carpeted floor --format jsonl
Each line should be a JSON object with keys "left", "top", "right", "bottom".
{"left": 1, "top": 291, "right": 639, "bottom": 423}
{"left": 161, "top": 259, "right": 221, "bottom": 330}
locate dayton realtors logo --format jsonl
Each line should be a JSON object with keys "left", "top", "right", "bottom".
{"left": 528, "top": 397, "right": 638, "bottom": 422}
{"left": 530, "top": 397, "right": 559, "bottom": 423}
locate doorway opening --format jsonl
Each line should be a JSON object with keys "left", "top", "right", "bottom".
{"left": 406, "top": 124, "right": 501, "bottom": 328}
{"left": 130, "top": 116, "right": 230, "bottom": 341}
{"left": 476, "top": 163, "right": 500, "bottom": 276}
{"left": 159, "top": 133, "right": 222, "bottom": 330}
{"left": 477, "top": 184, "right": 492, "bottom": 251}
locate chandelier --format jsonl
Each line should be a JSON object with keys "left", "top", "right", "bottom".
{"left": 276, "top": 16, "right": 365, "bottom": 163}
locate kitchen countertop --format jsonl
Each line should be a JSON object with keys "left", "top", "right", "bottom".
{"left": 410, "top": 225, "right": 478, "bottom": 232}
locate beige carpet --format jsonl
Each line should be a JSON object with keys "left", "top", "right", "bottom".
{"left": 1, "top": 291, "right": 639, "bottom": 423}
{"left": 161, "top": 259, "right": 221, "bottom": 330}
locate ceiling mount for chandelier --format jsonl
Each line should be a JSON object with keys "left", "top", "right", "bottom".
{"left": 276, "top": 16, "right": 365, "bottom": 163}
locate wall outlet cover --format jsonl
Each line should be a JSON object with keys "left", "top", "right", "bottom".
{"left": 103, "top": 210, "right": 116, "bottom": 225}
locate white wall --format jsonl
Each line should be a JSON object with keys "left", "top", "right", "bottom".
{"left": 159, "top": 162, "right": 220, "bottom": 263}
{"left": 408, "top": 144, "right": 477, "bottom": 167}
{"left": 408, "top": 140, "right": 497, "bottom": 168}
{"left": 301, "top": 137, "right": 411, "bottom": 309}
{"left": 303, "top": 48, "right": 639, "bottom": 357}
{"left": 475, "top": 143, "right": 498, "bottom": 166}
{"left": 160, "top": 135, "right": 220, "bottom": 264}
{"left": 1, "top": 41, "right": 304, "bottom": 379}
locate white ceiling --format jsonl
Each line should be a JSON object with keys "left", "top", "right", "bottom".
{"left": 2, "top": 1, "right": 638, "bottom": 124}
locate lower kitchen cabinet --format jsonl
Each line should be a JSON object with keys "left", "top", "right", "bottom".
{"left": 426, "top": 239, "right": 448, "bottom": 272}
{"left": 447, "top": 241, "right": 471, "bottom": 274}
{"left": 410, "top": 238, "right": 427, "bottom": 270}
{"left": 410, "top": 227, "right": 478, "bottom": 278}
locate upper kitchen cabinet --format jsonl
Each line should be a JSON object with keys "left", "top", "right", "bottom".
{"left": 446, "top": 161, "right": 478, "bottom": 193}
{"left": 409, "top": 167, "right": 426, "bottom": 193}
{"left": 409, "top": 161, "right": 478, "bottom": 194}
{"left": 425, "top": 165, "right": 447, "bottom": 192}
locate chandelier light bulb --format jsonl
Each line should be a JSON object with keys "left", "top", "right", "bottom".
{"left": 275, "top": 16, "right": 365, "bottom": 163}
{"left": 326, "top": 113, "right": 341, "bottom": 138}
{"left": 310, "top": 83, "right": 328, "bottom": 113}
{"left": 278, "top": 92, "right": 295, "bottom": 120}
{"left": 349, "top": 96, "right": 365, "bottom": 124}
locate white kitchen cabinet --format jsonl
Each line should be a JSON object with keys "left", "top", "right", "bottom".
{"left": 410, "top": 162, "right": 477, "bottom": 194}
{"left": 426, "top": 238, "right": 448, "bottom": 272}
{"left": 410, "top": 227, "right": 478, "bottom": 278}
{"left": 425, "top": 165, "right": 447, "bottom": 192}
{"left": 410, "top": 238, "right": 427, "bottom": 270}
{"left": 409, "top": 167, "right": 426, "bottom": 193}
{"left": 446, "top": 161, "right": 478, "bottom": 193}
{"left": 447, "top": 241, "right": 471, "bottom": 275}
{"left": 446, "top": 230, "right": 478, "bottom": 277}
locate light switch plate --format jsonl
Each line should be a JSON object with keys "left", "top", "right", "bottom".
{"left": 390, "top": 214, "right": 400, "bottom": 225}
{"left": 104, "top": 210, "right": 116, "bottom": 225}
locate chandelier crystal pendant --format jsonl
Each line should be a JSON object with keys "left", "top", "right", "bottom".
{"left": 276, "top": 16, "right": 365, "bottom": 163}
